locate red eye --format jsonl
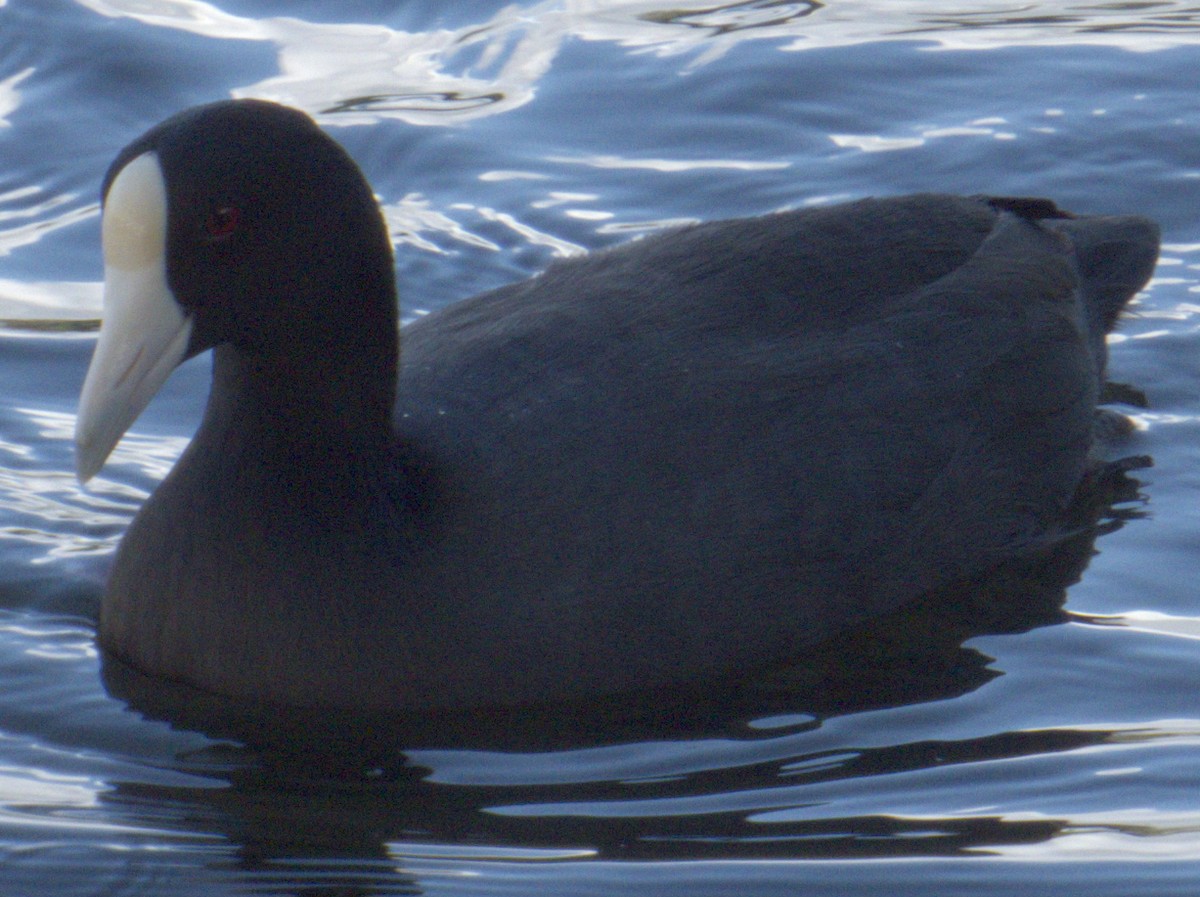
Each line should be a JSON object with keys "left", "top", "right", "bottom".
{"left": 205, "top": 206, "right": 240, "bottom": 239}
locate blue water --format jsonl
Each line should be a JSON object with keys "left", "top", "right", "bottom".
{"left": 3, "top": 1, "right": 1200, "bottom": 895}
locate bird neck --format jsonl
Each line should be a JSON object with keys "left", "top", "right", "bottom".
{"left": 202, "top": 338, "right": 398, "bottom": 480}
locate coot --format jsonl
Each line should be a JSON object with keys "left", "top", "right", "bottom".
{"left": 76, "top": 100, "right": 1159, "bottom": 712}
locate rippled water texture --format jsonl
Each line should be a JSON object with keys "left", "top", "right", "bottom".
{"left": 3, "top": 2, "right": 1200, "bottom": 895}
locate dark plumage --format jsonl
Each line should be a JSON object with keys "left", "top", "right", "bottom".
{"left": 76, "top": 100, "right": 1159, "bottom": 712}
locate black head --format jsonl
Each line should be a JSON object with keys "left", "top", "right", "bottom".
{"left": 103, "top": 99, "right": 397, "bottom": 362}
{"left": 78, "top": 100, "right": 400, "bottom": 481}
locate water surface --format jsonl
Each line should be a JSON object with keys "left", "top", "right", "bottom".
{"left": 2, "top": 2, "right": 1200, "bottom": 895}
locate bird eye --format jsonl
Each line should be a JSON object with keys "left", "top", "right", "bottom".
{"left": 205, "top": 206, "right": 240, "bottom": 240}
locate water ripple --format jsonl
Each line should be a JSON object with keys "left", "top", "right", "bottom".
{"left": 0, "top": 191, "right": 96, "bottom": 260}
{"left": 0, "top": 1, "right": 1197, "bottom": 891}
{"left": 67, "top": 0, "right": 1200, "bottom": 128}
{"left": 0, "top": 67, "right": 32, "bottom": 128}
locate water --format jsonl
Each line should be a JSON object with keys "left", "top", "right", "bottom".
{"left": 2, "top": 1, "right": 1200, "bottom": 894}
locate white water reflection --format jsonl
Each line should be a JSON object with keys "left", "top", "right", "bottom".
{"left": 832, "top": 118, "right": 1019, "bottom": 153}
{"left": 72, "top": 0, "right": 1200, "bottom": 125}
{"left": 0, "top": 193, "right": 95, "bottom": 261}
{"left": 979, "top": 808, "right": 1200, "bottom": 861}
{"left": 0, "top": 68, "right": 32, "bottom": 128}
{"left": 0, "top": 279, "right": 100, "bottom": 321}
{"left": 0, "top": 405, "right": 187, "bottom": 562}
{"left": 1094, "top": 610, "right": 1200, "bottom": 642}
{"left": 545, "top": 154, "right": 791, "bottom": 173}
{"left": 383, "top": 193, "right": 586, "bottom": 261}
